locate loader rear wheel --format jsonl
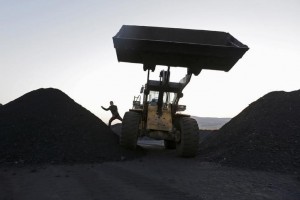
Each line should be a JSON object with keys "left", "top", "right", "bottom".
{"left": 176, "top": 117, "right": 199, "bottom": 157}
{"left": 120, "top": 111, "right": 141, "bottom": 150}
{"left": 164, "top": 140, "right": 176, "bottom": 149}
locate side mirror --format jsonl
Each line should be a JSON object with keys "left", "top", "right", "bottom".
{"left": 140, "top": 85, "right": 144, "bottom": 94}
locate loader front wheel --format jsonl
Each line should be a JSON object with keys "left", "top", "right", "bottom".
{"left": 120, "top": 111, "right": 141, "bottom": 150}
{"left": 176, "top": 117, "right": 199, "bottom": 157}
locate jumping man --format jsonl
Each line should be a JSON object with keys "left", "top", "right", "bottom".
{"left": 101, "top": 101, "right": 123, "bottom": 127}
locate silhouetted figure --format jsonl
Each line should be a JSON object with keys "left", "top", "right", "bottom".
{"left": 101, "top": 101, "right": 123, "bottom": 127}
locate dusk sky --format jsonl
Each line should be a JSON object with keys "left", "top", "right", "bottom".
{"left": 1, "top": 0, "right": 299, "bottom": 123}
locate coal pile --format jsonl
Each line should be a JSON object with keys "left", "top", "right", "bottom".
{"left": 199, "top": 90, "right": 300, "bottom": 173}
{"left": 0, "top": 88, "right": 125, "bottom": 164}
{"left": 111, "top": 123, "right": 122, "bottom": 136}
{"left": 198, "top": 130, "right": 217, "bottom": 144}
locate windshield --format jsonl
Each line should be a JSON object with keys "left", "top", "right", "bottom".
{"left": 148, "top": 91, "right": 174, "bottom": 104}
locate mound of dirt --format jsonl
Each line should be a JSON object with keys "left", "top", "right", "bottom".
{"left": 198, "top": 130, "right": 217, "bottom": 144}
{"left": 0, "top": 88, "right": 127, "bottom": 164}
{"left": 111, "top": 123, "right": 122, "bottom": 136}
{"left": 199, "top": 90, "right": 300, "bottom": 173}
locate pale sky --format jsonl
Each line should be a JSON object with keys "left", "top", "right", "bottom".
{"left": 1, "top": 0, "right": 300, "bottom": 123}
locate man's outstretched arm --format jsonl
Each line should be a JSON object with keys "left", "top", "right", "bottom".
{"left": 101, "top": 106, "right": 109, "bottom": 111}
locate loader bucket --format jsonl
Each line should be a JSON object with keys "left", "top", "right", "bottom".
{"left": 113, "top": 25, "right": 249, "bottom": 75}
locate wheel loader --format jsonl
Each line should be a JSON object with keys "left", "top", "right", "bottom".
{"left": 113, "top": 25, "right": 249, "bottom": 157}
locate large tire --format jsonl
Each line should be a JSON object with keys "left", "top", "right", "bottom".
{"left": 164, "top": 140, "right": 176, "bottom": 149}
{"left": 120, "top": 111, "right": 141, "bottom": 150}
{"left": 176, "top": 117, "right": 199, "bottom": 157}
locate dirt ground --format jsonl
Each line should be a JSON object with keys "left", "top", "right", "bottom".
{"left": 1, "top": 139, "right": 299, "bottom": 200}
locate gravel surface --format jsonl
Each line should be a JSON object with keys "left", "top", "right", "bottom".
{"left": 0, "top": 141, "right": 299, "bottom": 200}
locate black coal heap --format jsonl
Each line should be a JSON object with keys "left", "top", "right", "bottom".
{"left": 200, "top": 90, "right": 300, "bottom": 173}
{"left": 0, "top": 88, "right": 123, "bottom": 164}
